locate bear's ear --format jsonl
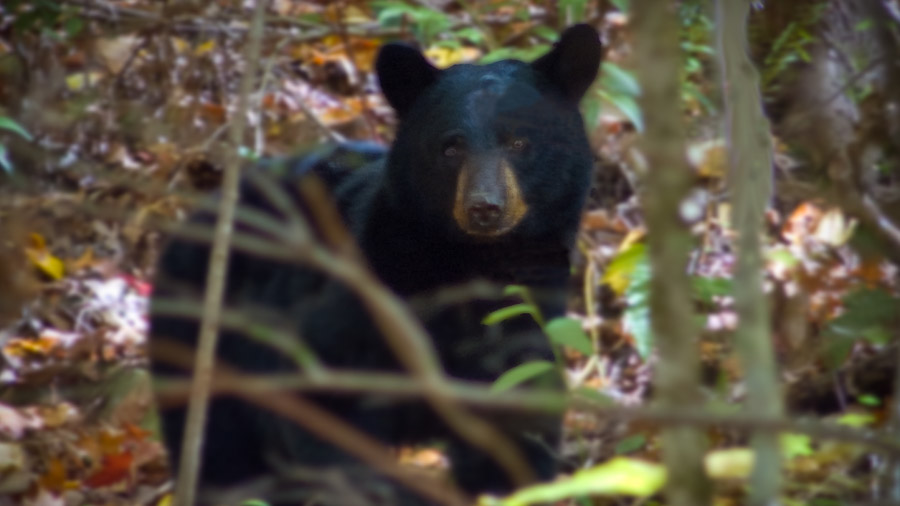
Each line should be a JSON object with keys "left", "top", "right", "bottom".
{"left": 376, "top": 44, "right": 440, "bottom": 117}
{"left": 531, "top": 24, "right": 602, "bottom": 104}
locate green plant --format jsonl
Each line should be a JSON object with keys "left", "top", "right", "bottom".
{"left": 0, "top": 116, "right": 33, "bottom": 173}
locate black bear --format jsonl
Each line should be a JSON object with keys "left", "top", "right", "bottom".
{"left": 151, "top": 24, "right": 602, "bottom": 505}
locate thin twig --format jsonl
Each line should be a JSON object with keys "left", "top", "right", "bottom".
{"left": 172, "top": 2, "right": 266, "bottom": 505}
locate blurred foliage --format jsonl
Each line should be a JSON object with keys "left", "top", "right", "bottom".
{"left": 6, "top": 0, "right": 85, "bottom": 38}
{"left": 824, "top": 287, "right": 900, "bottom": 367}
{"left": 0, "top": 116, "right": 32, "bottom": 173}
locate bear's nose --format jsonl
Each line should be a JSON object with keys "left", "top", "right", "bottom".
{"left": 468, "top": 201, "right": 502, "bottom": 228}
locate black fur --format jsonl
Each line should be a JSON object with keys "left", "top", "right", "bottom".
{"left": 151, "top": 24, "right": 602, "bottom": 505}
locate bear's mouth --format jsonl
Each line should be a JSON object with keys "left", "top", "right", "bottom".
{"left": 452, "top": 159, "right": 528, "bottom": 237}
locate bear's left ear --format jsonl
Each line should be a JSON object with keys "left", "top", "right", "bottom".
{"left": 376, "top": 44, "right": 441, "bottom": 118}
{"left": 532, "top": 24, "right": 602, "bottom": 104}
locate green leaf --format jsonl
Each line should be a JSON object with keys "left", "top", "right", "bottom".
{"left": 600, "top": 62, "right": 641, "bottom": 96}
{"left": 599, "top": 91, "right": 644, "bottom": 132}
{"left": 0, "top": 145, "right": 11, "bottom": 174}
{"left": 503, "top": 284, "right": 529, "bottom": 297}
{"left": 63, "top": 15, "right": 84, "bottom": 37}
{"left": 496, "top": 457, "right": 666, "bottom": 505}
{"left": 480, "top": 45, "right": 550, "bottom": 64}
{"left": 837, "top": 412, "right": 876, "bottom": 428}
{"left": 692, "top": 276, "right": 731, "bottom": 304}
{"left": 615, "top": 246, "right": 653, "bottom": 358}
{"left": 453, "top": 26, "right": 484, "bottom": 44}
{"left": 558, "top": 0, "right": 588, "bottom": 22}
{"left": 681, "top": 80, "right": 716, "bottom": 114}
{"left": 491, "top": 360, "right": 555, "bottom": 392}
{"left": 624, "top": 303, "right": 653, "bottom": 359}
{"left": 857, "top": 394, "right": 881, "bottom": 407}
{"left": 482, "top": 303, "right": 535, "bottom": 325}
{"left": 545, "top": 317, "right": 593, "bottom": 355}
{"left": 615, "top": 434, "right": 646, "bottom": 455}
{"left": 610, "top": 0, "right": 628, "bottom": 12}
{"left": 531, "top": 25, "right": 558, "bottom": 43}
{"left": 824, "top": 288, "right": 900, "bottom": 349}
{"left": 0, "top": 117, "right": 33, "bottom": 141}
{"left": 855, "top": 19, "right": 874, "bottom": 31}
{"left": 582, "top": 94, "right": 603, "bottom": 131}
{"left": 809, "top": 499, "right": 843, "bottom": 506}
{"left": 680, "top": 41, "right": 714, "bottom": 55}
{"left": 780, "top": 433, "right": 813, "bottom": 459}
{"left": 240, "top": 500, "right": 270, "bottom": 506}
{"left": 602, "top": 243, "right": 647, "bottom": 295}
{"left": 767, "top": 247, "right": 799, "bottom": 270}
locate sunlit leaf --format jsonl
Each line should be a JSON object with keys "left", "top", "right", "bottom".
{"left": 503, "top": 285, "right": 529, "bottom": 298}
{"left": 0, "top": 117, "right": 33, "bottom": 141}
{"left": 491, "top": 361, "right": 555, "bottom": 392}
{"left": 781, "top": 433, "right": 813, "bottom": 459}
{"left": 482, "top": 303, "right": 535, "bottom": 325}
{"left": 704, "top": 448, "right": 754, "bottom": 480}
{"left": 492, "top": 457, "right": 665, "bottom": 505}
{"left": 65, "top": 71, "right": 104, "bottom": 91}
{"left": 25, "top": 233, "right": 65, "bottom": 280}
{"left": 836, "top": 412, "right": 876, "bottom": 428}
{"left": 857, "top": 394, "right": 881, "bottom": 407}
{"left": 544, "top": 317, "right": 593, "bottom": 355}
{"left": 814, "top": 208, "right": 856, "bottom": 246}
{"left": 686, "top": 139, "right": 727, "bottom": 178}
{"left": 608, "top": 244, "right": 654, "bottom": 358}
{"left": 194, "top": 39, "right": 217, "bottom": 56}
{"left": 602, "top": 243, "right": 646, "bottom": 295}
{"left": 425, "top": 46, "right": 480, "bottom": 68}
{"left": 767, "top": 246, "right": 800, "bottom": 270}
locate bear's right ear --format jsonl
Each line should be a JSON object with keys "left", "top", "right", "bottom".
{"left": 376, "top": 44, "right": 440, "bottom": 118}
{"left": 532, "top": 24, "right": 602, "bottom": 104}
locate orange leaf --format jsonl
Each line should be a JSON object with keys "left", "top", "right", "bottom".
{"left": 99, "top": 429, "right": 126, "bottom": 455}
{"left": 84, "top": 452, "right": 133, "bottom": 488}
{"left": 782, "top": 202, "right": 823, "bottom": 245}
{"left": 123, "top": 422, "right": 152, "bottom": 441}
{"left": 38, "top": 457, "right": 67, "bottom": 493}
{"left": 856, "top": 260, "right": 886, "bottom": 286}
{"left": 3, "top": 335, "right": 59, "bottom": 358}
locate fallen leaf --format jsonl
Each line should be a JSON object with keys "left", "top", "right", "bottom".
{"left": 84, "top": 452, "right": 133, "bottom": 488}
{"left": 25, "top": 234, "right": 65, "bottom": 280}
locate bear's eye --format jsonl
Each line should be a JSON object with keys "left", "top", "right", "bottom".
{"left": 509, "top": 138, "right": 528, "bottom": 151}
{"left": 442, "top": 137, "right": 465, "bottom": 158}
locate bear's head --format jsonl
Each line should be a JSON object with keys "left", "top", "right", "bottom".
{"left": 376, "top": 24, "right": 602, "bottom": 243}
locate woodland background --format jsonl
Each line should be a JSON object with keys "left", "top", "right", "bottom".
{"left": 1, "top": 1, "right": 900, "bottom": 505}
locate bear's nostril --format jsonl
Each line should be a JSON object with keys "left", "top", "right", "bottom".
{"left": 468, "top": 202, "right": 502, "bottom": 227}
